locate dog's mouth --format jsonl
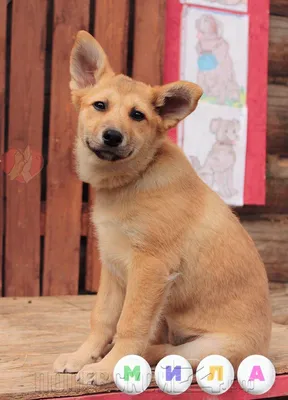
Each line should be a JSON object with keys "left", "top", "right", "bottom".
{"left": 86, "top": 141, "right": 132, "bottom": 162}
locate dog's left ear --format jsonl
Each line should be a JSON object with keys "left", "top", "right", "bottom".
{"left": 70, "top": 30, "right": 114, "bottom": 91}
{"left": 154, "top": 81, "right": 203, "bottom": 130}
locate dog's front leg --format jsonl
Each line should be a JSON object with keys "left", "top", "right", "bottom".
{"left": 54, "top": 267, "right": 124, "bottom": 373}
{"left": 77, "top": 254, "right": 169, "bottom": 385}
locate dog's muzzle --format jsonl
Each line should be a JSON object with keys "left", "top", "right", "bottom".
{"left": 86, "top": 140, "right": 132, "bottom": 162}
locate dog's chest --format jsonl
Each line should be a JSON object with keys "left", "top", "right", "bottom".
{"left": 92, "top": 208, "right": 134, "bottom": 283}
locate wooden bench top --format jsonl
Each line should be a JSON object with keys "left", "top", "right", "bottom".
{"left": 0, "top": 283, "right": 287, "bottom": 400}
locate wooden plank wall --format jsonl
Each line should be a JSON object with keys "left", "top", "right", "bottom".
{"left": 86, "top": 0, "right": 130, "bottom": 292}
{"left": 43, "top": 0, "right": 89, "bottom": 295}
{"left": 0, "top": 0, "right": 287, "bottom": 296}
{"left": 0, "top": 0, "right": 7, "bottom": 295}
{"left": 5, "top": 0, "right": 47, "bottom": 296}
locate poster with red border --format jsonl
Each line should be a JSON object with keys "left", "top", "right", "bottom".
{"left": 164, "top": 0, "right": 270, "bottom": 206}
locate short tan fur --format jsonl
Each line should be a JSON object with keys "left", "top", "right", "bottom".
{"left": 54, "top": 31, "right": 271, "bottom": 386}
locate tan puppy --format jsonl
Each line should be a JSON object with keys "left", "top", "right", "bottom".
{"left": 54, "top": 31, "right": 271, "bottom": 386}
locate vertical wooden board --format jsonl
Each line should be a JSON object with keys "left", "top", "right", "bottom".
{"left": 5, "top": 0, "right": 47, "bottom": 296}
{"left": 43, "top": 0, "right": 89, "bottom": 295}
{"left": 94, "top": 0, "right": 129, "bottom": 73}
{"left": 86, "top": 0, "right": 130, "bottom": 292}
{"left": 133, "top": 0, "right": 166, "bottom": 85}
{"left": 0, "top": 0, "right": 7, "bottom": 295}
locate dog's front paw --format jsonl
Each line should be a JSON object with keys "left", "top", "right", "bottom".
{"left": 76, "top": 362, "right": 113, "bottom": 385}
{"left": 53, "top": 352, "right": 93, "bottom": 373}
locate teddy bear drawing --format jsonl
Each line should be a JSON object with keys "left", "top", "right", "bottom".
{"left": 196, "top": 15, "right": 240, "bottom": 104}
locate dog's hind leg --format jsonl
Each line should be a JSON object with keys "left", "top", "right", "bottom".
{"left": 144, "top": 333, "right": 257, "bottom": 370}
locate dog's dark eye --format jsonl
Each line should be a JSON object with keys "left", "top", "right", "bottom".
{"left": 93, "top": 101, "right": 106, "bottom": 111}
{"left": 130, "top": 108, "right": 145, "bottom": 121}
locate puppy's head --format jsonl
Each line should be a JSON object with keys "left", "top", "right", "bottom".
{"left": 210, "top": 118, "right": 240, "bottom": 144}
{"left": 70, "top": 31, "right": 202, "bottom": 167}
{"left": 196, "top": 15, "right": 222, "bottom": 38}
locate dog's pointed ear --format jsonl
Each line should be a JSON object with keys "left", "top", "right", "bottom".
{"left": 154, "top": 81, "right": 203, "bottom": 130}
{"left": 70, "top": 30, "right": 114, "bottom": 91}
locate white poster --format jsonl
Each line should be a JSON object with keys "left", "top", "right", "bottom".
{"left": 179, "top": 5, "right": 249, "bottom": 205}
{"left": 181, "top": 0, "right": 248, "bottom": 13}
{"left": 182, "top": 103, "right": 247, "bottom": 206}
{"left": 181, "top": 6, "right": 249, "bottom": 107}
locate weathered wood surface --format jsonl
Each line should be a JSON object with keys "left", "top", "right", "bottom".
{"left": 133, "top": 0, "right": 166, "bottom": 85}
{"left": 0, "top": 287, "right": 287, "bottom": 399}
{"left": 266, "top": 155, "right": 288, "bottom": 214}
{"left": 270, "top": 0, "right": 288, "bottom": 19}
{"left": 270, "top": 282, "right": 288, "bottom": 325}
{"left": 0, "top": 0, "right": 7, "bottom": 296}
{"left": 267, "top": 84, "right": 288, "bottom": 155}
{"left": 85, "top": 0, "right": 130, "bottom": 293}
{"left": 93, "top": 0, "right": 129, "bottom": 73}
{"left": 43, "top": 0, "right": 89, "bottom": 295}
{"left": 269, "top": 15, "right": 288, "bottom": 78}
{"left": 237, "top": 154, "right": 288, "bottom": 215}
{"left": 242, "top": 215, "right": 288, "bottom": 282}
{"left": 5, "top": 0, "right": 47, "bottom": 296}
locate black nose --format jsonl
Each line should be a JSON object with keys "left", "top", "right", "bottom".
{"left": 102, "top": 129, "right": 123, "bottom": 147}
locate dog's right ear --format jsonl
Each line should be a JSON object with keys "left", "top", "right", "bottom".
{"left": 154, "top": 81, "right": 203, "bottom": 130}
{"left": 70, "top": 31, "right": 114, "bottom": 106}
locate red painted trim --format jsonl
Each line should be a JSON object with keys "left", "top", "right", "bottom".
{"left": 244, "top": 0, "right": 269, "bottom": 205}
{"left": 181, "top": 2, "right": 248, "bottom": 15}
{"left": 47, "top": 374, "right": 288, "bottom": 399}
{"left": 164, "top": 0, "right": 269, "bottom": 205}
{"left": 164, "top": 0, "right": 182, "bottom": 143}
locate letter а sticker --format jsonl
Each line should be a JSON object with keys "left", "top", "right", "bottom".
{"left": 249, "top": 365, "right": 265, "bottom": 382}
{"left": 237, "top": 355, "right": 276, "bottom": 395}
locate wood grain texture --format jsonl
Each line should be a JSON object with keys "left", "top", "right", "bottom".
{"left": 267, "top": 84, "right": 288, "bottom": 155}
{"left": 268, "top": 155, "right": 288, "bottom": 180}
{"left": 236, "top": 181, "right": 288, "bottom": 215}
{"left": 0, "top": 290, "right": 287, "bottom": 399}
{"left": 265, "top": 178, "right": 288, "bottom": 214}
{"left": 43, "top": 0, "right": 89, "bottom": 295}
{"left": 94, "top": 0, "right": 129, "bottom": 73}
{"left": 5, "top": 0, "right": 47, "bottom": 296}
{"left": 242, "top": 215, "right": 288, "bottom": 282}
{"left": 0, "top": 0, "right": 7, "bottom": 296}
{"left": 237, "top": 152, "right": 288, "bottom": 214}
{"left": 270, "top": 0, "right": 288, "bottom": 18}
{"left": 269, "top": 15, "right": 288, "bottom": 78}
{"left": 270, "top": 282, "right": 288, "bottom": 325}
{"left": 85, "top": 0, "right": 130, "bottom": 292}
{"left": 133, "top": 0, "right": 166, "bottom": 85}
